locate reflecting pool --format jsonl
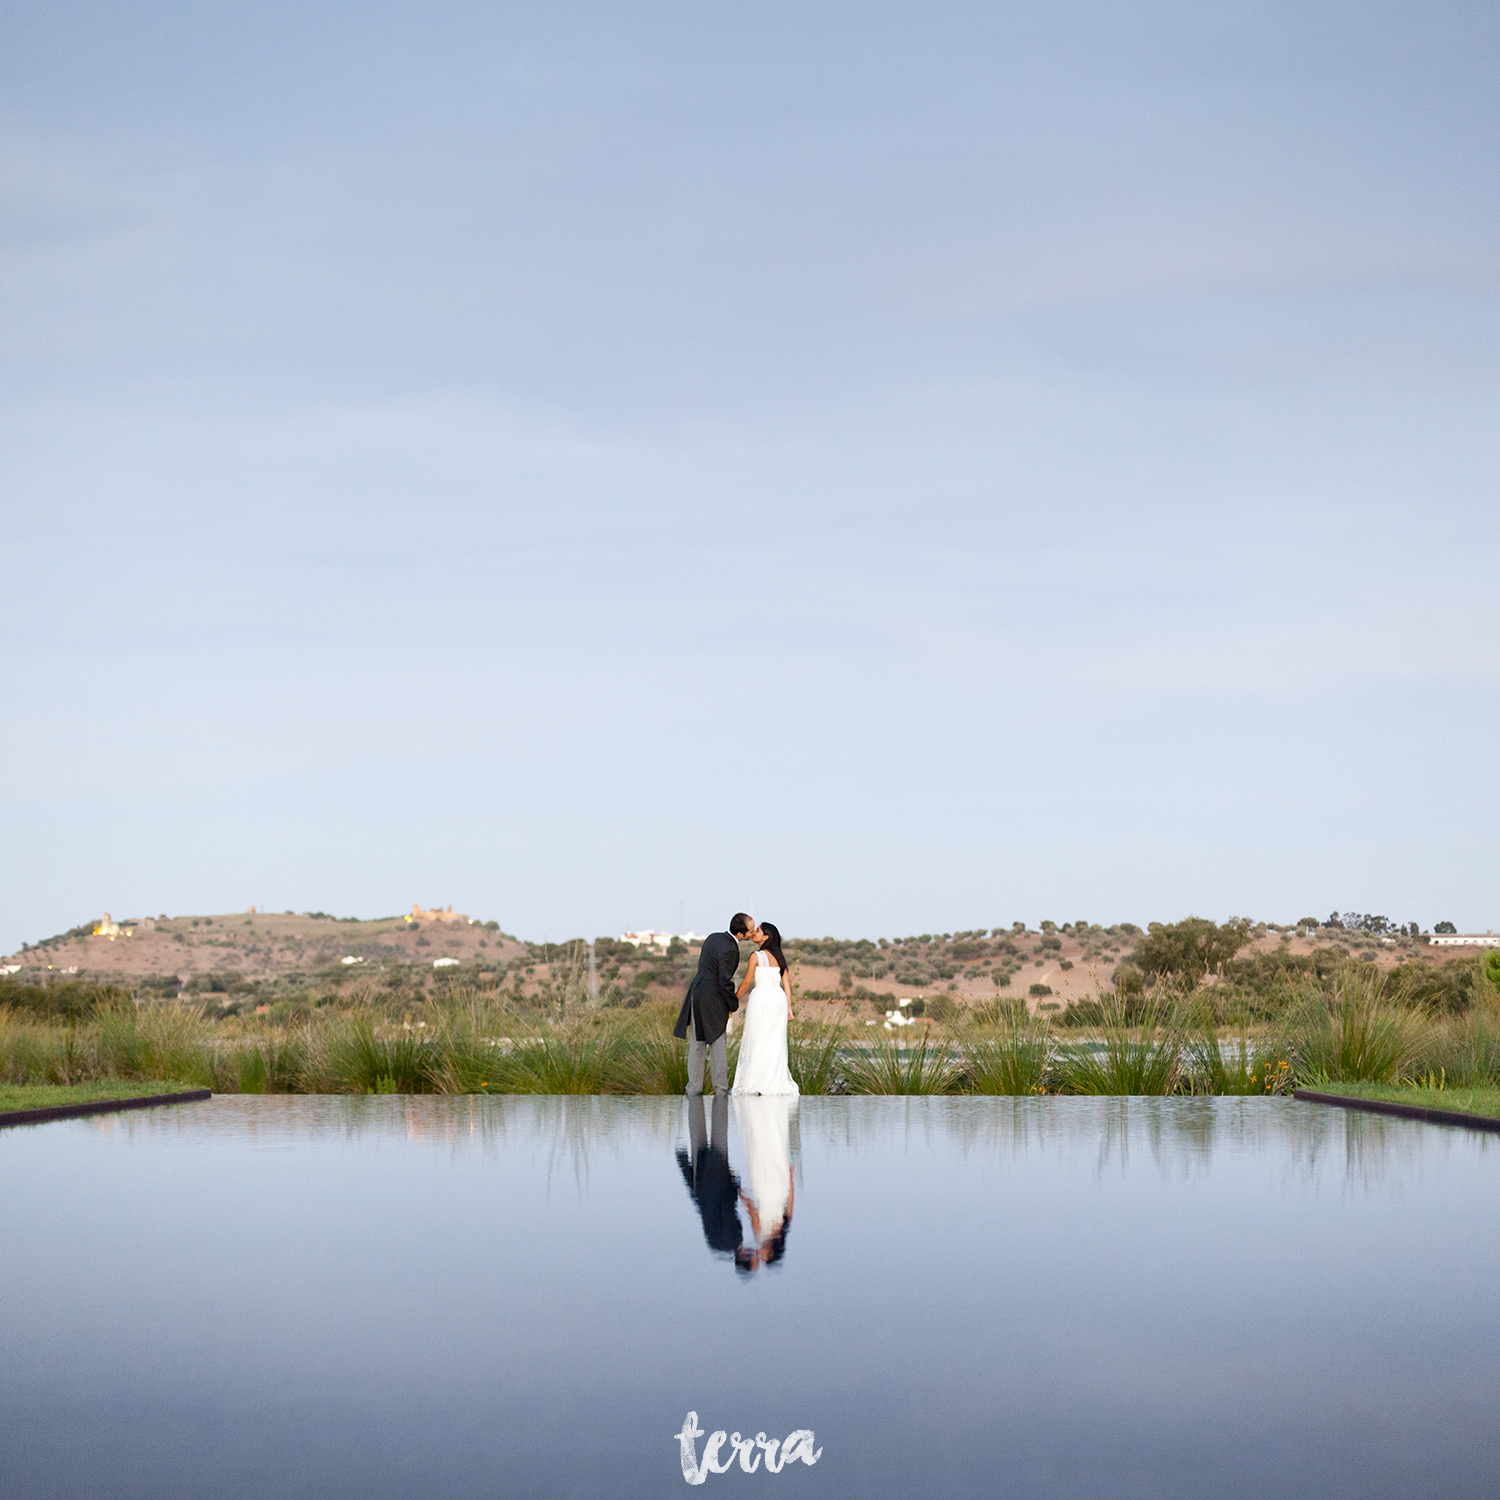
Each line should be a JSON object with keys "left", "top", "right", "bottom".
{"left": 3, "top": 1096, "right": 1498, "bottom": 1498}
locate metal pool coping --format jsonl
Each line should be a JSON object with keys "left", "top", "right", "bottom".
{"left": 1294, "top": 1088, "right": 1500, "bottom": 1133}
{"left": 0, "top": 1089, "right": 213, "bottom": 1129}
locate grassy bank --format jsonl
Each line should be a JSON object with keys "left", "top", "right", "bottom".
{"left": 2, "top": 966, "right": 1496, "bottom": 1098}
{"left": 0, "top": 1080, "right": 203, "bottom": 1112}
{"left": 1302, "top": 1082, "right": 1500, "bottom": 1121}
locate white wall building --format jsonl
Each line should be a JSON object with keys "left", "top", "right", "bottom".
{"left": 618, "top": 931, "right": 706, "bottom": 950}
{"left": 1430, "top": 932, "right": 1496, "bottom": 947}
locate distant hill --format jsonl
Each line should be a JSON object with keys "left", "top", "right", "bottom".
{"left": 1, "top": 908, "right": 525, "bottom": 998}
{"left": 1, "top": 911, "right": 1469, "bottom": 1019}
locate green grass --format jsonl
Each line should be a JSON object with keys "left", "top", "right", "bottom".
{"left": 0, "top": 1080, "right": 203, "bottom": 1112}
{"left": 840, "top": 1033, "right": 958, "bottom": 1094}
{"left": 1302, "top": 1082, "right": 1500, "bottom": 1120}
{"left": 1051, "top": 995, "right": 1184, "bottom": 1095}
{"left": 958, "top": 1021, "right": 1052, "bottom": 1094}
{"left": 1, "top": 969, "right": 1494, "bottom": 1098}
{"left": 788, "top": 1025, "right": 844, "bottom": 1095}
{"left": 1279, "top": 969, "right": 1433, "bottom": 1085}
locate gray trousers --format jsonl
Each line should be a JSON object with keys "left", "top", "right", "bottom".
{"left": 686, "top": 1092, "right": 730, "bottom": 1162}
{"left": 687, "top": 1034, "right": 729, "bottom": 1095}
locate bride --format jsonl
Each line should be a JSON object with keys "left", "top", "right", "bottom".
{"left": 731, "top": 921, "right": 799, "bottom": 1096}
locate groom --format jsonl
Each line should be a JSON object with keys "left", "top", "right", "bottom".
{"left": 674, "top": 914, "right": 754, "bottom": 1096}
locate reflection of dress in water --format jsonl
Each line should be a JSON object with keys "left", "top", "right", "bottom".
{"left": 734, "top": 1096, "right": 795, "bottom": 1271}
{"left": 732, "top": 950, "right": 799, "bottom": 1096}
{"left": 676, "top": 1095, "right": 742, "bottom": 1258}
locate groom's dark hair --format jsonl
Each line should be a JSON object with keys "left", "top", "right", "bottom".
{"left": 729, "top": 913, "right": 753, "bottom": 936}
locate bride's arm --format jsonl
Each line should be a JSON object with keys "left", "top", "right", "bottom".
{"left": 782, "top": 967, "right": 794, "bottom": 1020}
{"left": 736, "top": 951, "right": 758, "bottom": 999}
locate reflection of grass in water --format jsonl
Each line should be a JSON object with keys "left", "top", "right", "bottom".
{"left": 840, "top": 1033, "right": 957, "bottom": 1094}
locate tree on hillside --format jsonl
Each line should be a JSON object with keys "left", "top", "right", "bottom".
{"left": 1435, "top": 921, "right": 1457, "bottom": 934}
{"left": 1132, "top": 917, "right": 1254, "bottom": 983}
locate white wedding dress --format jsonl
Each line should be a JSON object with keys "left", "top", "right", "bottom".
{"left": 731, "top": 953, "right": 799, "bottom": 1096}
{"left": 734, "top": 1095, "right": 796, "bottom": 1237}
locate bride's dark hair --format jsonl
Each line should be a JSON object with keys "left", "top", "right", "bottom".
{"left": 758, "top": 921, "right": 789, "bottom": 976}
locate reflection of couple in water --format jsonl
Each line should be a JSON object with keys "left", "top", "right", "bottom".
{"left": 676, "top": 1093, "right": 796, "bottom": 1275}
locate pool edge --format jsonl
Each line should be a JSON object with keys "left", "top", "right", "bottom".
{"left": 0, "top": 1089, "right": 213, "bottom": 1129}
{"left": 1294, "top": 1088, "right": 1500, "bottom": 1133}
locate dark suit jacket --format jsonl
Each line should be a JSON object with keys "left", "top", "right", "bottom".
{"left": 675, "top": 1144, "right": 743, "bottom": 1255}
{"left": 673, "top": 931, "right": 741, "bottom": 1044}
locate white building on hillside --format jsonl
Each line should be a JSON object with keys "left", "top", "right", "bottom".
{"left": 1431, "top": 932, "right": 1496, "bottom": 947}
{"left": 619, "top": 930, "right": 706, "bottom": 950}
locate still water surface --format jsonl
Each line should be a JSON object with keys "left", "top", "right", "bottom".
{"left": 3, "top": 1095, "right": 1497, "bottom": 1499}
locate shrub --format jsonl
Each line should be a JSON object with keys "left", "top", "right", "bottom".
{"left": 925, "top": 994, "right": 958, "bottom": 1023}
{"left": 971, "top": 997, "right": 1027, "bottom": 1026}
{"left": 0, "top": 978, "right": 132, "bottom": 1021}
{"left": 1029, "top": 983, "right": 1052, "bottom": 997}
{"left": 1133, "top": 917, "right": 1253, "bottom": 982}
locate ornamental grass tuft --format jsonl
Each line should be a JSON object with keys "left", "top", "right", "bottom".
{"left": 958, "top": 1016, "right": 1052, "bottom": 1094}
{"left": 840, "top": 1032, "right": 958, "bottom": 1094}
{"left": 1051, "top": 990, "right": 1183, "bottom": 1095}
{"left": 788, "top": 1025, "right": 844, "bottom": 1095}
{"left": 1280, "top": 967, "right": 1435, "bottom": 1086}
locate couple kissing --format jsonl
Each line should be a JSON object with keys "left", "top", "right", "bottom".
{"left": 672, "top": 914, "right": 799, "bottom": 1098}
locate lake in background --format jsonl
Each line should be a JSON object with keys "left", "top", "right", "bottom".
{"left": 3, "top": 1095, "right": 1497, "bottom": 1499}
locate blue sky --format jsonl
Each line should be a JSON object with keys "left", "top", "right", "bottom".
{"left": 3, "top": 1, "right": 1497, "bottom": 950}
